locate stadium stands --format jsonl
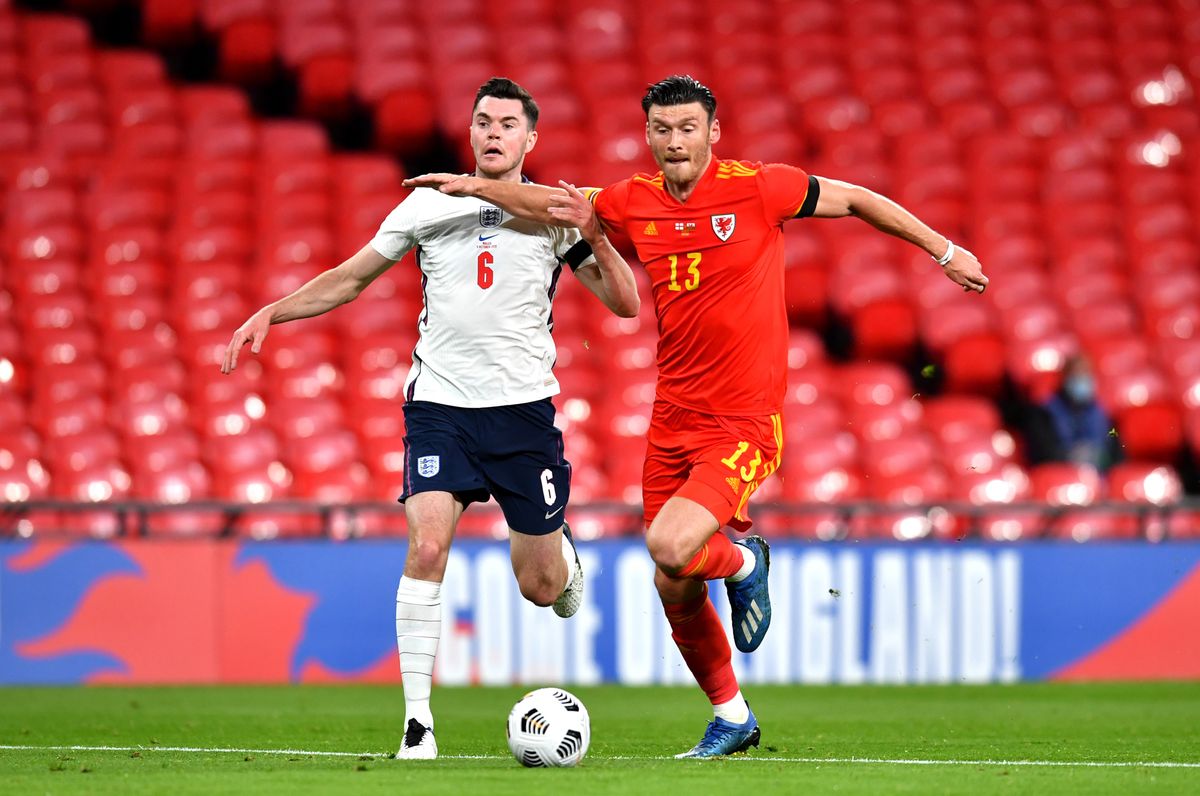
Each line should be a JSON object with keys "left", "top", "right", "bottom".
{"left": 1, "top": 0, "right": 1198, "bottom": 539}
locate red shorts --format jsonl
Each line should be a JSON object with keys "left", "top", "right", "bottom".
{"left": 642, "top": 401, "right": 783, "bottom": 532}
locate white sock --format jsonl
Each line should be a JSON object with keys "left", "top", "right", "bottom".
{"left": 560, "top": 529, "right": 577, "bottom": 590}
{"left": 396, "top": 575, "right": 441, "bottom": 729}
{"left": 713, "top": 691, "right": 750, "bottom": 724}
{"left": 725, "top": 544, "right": 755, "bottom": 583}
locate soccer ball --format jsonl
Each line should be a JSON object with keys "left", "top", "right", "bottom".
{"left": 505, "top": 687, "right": 590, "bottom": 767}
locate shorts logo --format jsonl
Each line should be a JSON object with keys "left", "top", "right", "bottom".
{"left": 726, "top": 476, "right": 742, "bottom": 494}
{"left": 417, "top": 456, "right": 440, "bottom": 477}
{"left": 479, "top": 206, "right": 503, "bottom": 228}
{"left": 711, "top": 213, "right": 736, "bottom": 241}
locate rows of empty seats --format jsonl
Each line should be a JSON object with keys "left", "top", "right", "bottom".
{"left": 165, "top": 0, "right": 1200, "bottom": 458}
{"left": 0, "top": 3, "right": 1196, "bottom": 541}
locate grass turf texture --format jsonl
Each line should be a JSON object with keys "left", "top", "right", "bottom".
{"left": 1, "top": 684, "right": 1197, "bottom": 794}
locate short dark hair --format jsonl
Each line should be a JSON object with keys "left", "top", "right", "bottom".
{"left": 641, "top": 75, "right": 717, "bottom": 122}
{"left": 474, "top": 77, "right": 539, "bottom": 129}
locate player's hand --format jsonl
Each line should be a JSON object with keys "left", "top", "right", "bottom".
{"left": 401, "top": 173, "right": 478, "bottom": 197}
{"left": 221, "top": 308, "right": 272, "bottom": 374}
{"left": 548, "top": 181, "right": 601, "bottom": 239}
{"left": 942, "top": 246, "right": 989, "bottom": 294}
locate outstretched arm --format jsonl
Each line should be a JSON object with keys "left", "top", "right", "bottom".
{"left": 549, "top": 181, "right": 640, "bottom": 318}
{"left": 221, "top": 244, "right": 394, "bottom": 373}
{"left": 813, "top": 176, "right": 989, "bottom": 293}
{"left": 402, "top": 174, "right": 566, "bottom": 226}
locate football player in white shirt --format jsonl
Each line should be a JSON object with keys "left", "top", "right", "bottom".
{"left": 221, "top": 77, "right": 639, "bottom": 759}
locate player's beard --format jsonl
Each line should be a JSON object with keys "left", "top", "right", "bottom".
{"left": 660, "top": 149, "right": 710, "bottom": 190}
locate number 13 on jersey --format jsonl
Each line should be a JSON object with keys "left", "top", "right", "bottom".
{"left": 667, "top": 252, "right": 701, "bottom": 292}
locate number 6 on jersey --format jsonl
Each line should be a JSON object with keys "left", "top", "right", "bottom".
{"left": 477, "top": 251, "right": 494, "bottom": 289}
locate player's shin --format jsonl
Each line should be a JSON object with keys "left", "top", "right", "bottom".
{"left": 396, "top": 576, "right": 442, "bottom": 729}
{"left": 661, "top": 582, "right": 740, "bottom": 708}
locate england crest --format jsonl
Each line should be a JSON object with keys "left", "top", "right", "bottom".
{"left": 417, "top": 455, "right": 440, "bottom": 477}
{"left": 479, "top": 206, "right": 503, "bottom": 228}
{"left": 711, "top": 213, "right": 736, "bottom": 241}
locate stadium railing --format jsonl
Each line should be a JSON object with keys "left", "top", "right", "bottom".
{"left": 3, "top": 499, "right": 1197, "bottom": 542}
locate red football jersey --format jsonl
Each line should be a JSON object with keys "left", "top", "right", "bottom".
{"left": 588, "top": 158, "right": 816, "bottom": 415}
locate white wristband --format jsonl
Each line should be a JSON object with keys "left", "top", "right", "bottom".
{"left": 934, "top": 240, "right": 955, "bottom": 266}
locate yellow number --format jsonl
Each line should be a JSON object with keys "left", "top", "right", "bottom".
{"left": 684, "top": 252, "right": 701, "bottom": 290}
{"left": 721, "top": 441, "right": 749, "bottom": 469}
{"left": 740, "top": 449, "right": 762, "bottom": 482}
{"left": 667, "top": 252, "right": 702, "bottom": 292}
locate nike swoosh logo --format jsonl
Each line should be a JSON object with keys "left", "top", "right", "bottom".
{"left": 545, "top": 506, "right": 564, "bottom": 520}
{"left": 478, "top": 234, "right": 499, "bottom": 241}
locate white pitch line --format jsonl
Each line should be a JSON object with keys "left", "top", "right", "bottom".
{"left": 0, "top": 745, "right": 1198, "bottom": 769}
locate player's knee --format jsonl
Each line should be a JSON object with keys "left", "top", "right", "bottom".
{"left": 645, "top": 531, "right": 695, "bottom": 573}
{"left": 406, "top": 534, "right": 451, "bottom": 575}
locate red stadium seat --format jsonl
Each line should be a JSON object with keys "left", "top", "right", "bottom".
{"left": 7, "top": 258, "right": 81, "bottom": 300}
{"left": 30, "top": 360, "right": 106, "bottom": 405}
{"left": 104, "top": 327, "right": 178, "bottom": 371}
{"left": 110, "top": 393, "right": 189, "bottom": 438}
{"left": 89, "top": 225, "right": 165, "bottom": 268}
{"left": 941, "top": 429, "right": 1017, "bottom": 477}
{"left": 193, "top": 395, "right": 268, "bottom": 438}
{"left": 31, "top": 393, "right": 106, "bottom": 438}
{"left": 1029, "top": 462, "right": 1104, "bottom": 506}
{"left": 292, "top": 463, "right": 371, "bottom": 503}
{"left": 124, "top": 429, "right": 202, "bottom": 473}
{"left": 850, "top": 299, "right": 918, "bottom": 360}
{"left": 203, "top": 426, "right": 281, "bottom": 473}
{"left": 948, "top": 464, "right": 1032, "bottom": 504}
{"left": 1108, "top": 462, "right": 1183, "bottom": 506}
{"left": 1115, "top": 403, "right": 1184, "bottom": 461}
{"left": 943, "top": 333, "right": 1008, "bottom": 395}
{"left": 861, "top": 433, "right": 938, "bottom": 480}
{"left": 1098, "top": 367, "right": 1171, "bottom": 412}
{"left": 284, "top": 428, "right": 360, "bottom": 475}
{"left": 1047, "top": 508, "right": 1141, "bottom": 542}
{"left": 52, "top": 462, "right": 132, "bottom": 504}
{"left": 265, "top": 361, "right": 344, "bottom": 402}
{"left": 847, "top": 399, "right": 923, "bottom": 442}
{"left": 173, "top": 262, "right": 245, "bottom": 302}
{"left": 132, "top": 460, "right": 213, "bottom": 503}
{"left": 42, "top": 428, "right": 120, "bottom": 478}
{"left": 26, "top": 327, "right": 99, "bottom": 367}
{"left": 784, "top": 429, "right": 858, "bottom": 477}
{"left": 190, "top": 362, "right": 263, "bottom": 407}
{"left": 968, "top": 510, "right": 1045, "bottom": 542}
{"left": 266, "top": 397, "right": 343, "bottom": 439}
{"left": 175, "top": 159, "right": 255, "bottom": 201}
{"left": 922, "top": 395, "right": 1003, "bottom": 444}
{"left": 832, "top": 361, "right": 911, "bottom": 407}
{"left": 781, "top": 398, "right": 843, "bottom": 439}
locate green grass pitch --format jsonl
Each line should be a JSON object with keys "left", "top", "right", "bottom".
{"left": 1, "top": 683, "right": 1198, "bottom": 794}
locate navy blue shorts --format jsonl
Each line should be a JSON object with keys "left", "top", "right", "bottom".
{"left": 400, "top": 399, "right": 571, "bottom": 535}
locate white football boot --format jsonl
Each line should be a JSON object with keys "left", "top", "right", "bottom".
{"left": 552, "top": 522, "right": 584, "bottom": 618}
{"left": 396, "top": 718, "right": 437, "bottom": 760}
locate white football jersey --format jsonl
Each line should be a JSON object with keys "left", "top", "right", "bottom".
{"left": 370, "top": 186, "right": 595, "bottom": 408}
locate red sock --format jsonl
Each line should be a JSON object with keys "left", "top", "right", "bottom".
{"left": 676, "top": 533, "right": 743, "bottom": 581}
{"left": 663, "top": 584, "right": 739, "bottom": 705}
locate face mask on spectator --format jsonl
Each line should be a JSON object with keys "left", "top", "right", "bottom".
{"left": 1064, "top": 374, "right": 1095, "bottom": 404}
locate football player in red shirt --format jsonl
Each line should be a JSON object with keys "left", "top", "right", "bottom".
{"left": 405, "top": 75, "right": 988, "bottom": 758}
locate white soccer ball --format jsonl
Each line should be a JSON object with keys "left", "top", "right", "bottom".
{"left": 506, "top": 687, "right": 590, "bottom": 767}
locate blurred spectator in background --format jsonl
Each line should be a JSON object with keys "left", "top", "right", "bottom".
{"left": 1024, "top": 355, "right": 1122, "bottom": 472}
